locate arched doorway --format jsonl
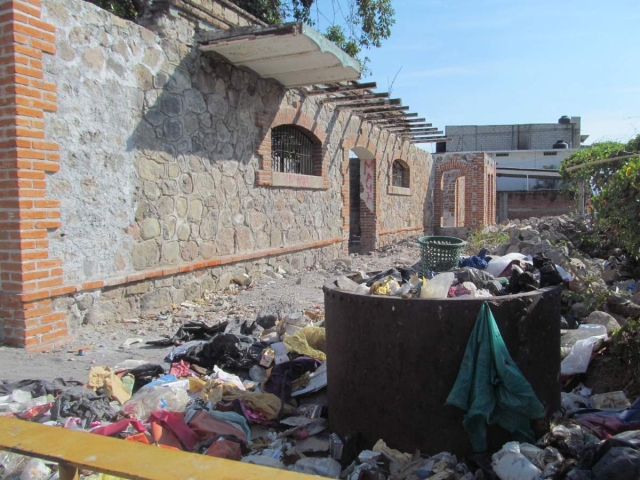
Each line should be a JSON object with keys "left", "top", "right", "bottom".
{"left": 348, "top": 146, "right": 376, "bottom": 253}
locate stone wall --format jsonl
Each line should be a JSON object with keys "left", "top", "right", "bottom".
{"left": 0, "top": 0, "right": 436, "bottom": 348}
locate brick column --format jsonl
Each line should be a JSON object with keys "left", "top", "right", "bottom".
{"left": 0, "top": 0, "right": 69, "bottom": 351}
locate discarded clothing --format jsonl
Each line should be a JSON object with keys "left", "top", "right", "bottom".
{"left": 446, "top": 302, "right": 545, "bottom": 452}
{"left": 460, "top": 248, "right": 489, "bottom": 269}
{"left": 173, "top": 333, "right": 265, "bottom": 370}
{"left": 87, "top": 366, "right": 131, "bottom": 404}
{"left": 124, "top": 364, "right": 165, "bottom": 393}
{"left": 203, "top": 437, "right": 243, "bottom": 460}
{"left": 169, "top": 361, "right": 195, "bottom": 378}
{"left": 0, "top": 378, "right": 80, "bottom": 398}
{"left": 532, "top": 253, "right": 563, "bottom": 288}
{"left": 572, "top": 397, "right": 640, "bottom": 439}
{"left": 90, "top": 419, "right": 146, "bottom": 437}
{"left": 50, "top": 387, "right": 117, "bottom": 428}
{"left": 146, "top": 320, "right": 229, "bottom": 347}
{"left": 222, "top": 390, "right": 283, "bottom": 421}
{"left": 283, "top": 327, "right": 327, "bottom": 362}
{"left": 224, "top": 316, "right": 263, "bottom": 337}
{"left": 149, "top": 411, "right": 199, "bottom": 451}
{"left": 264, "top": 357, "right": 321, "bottom": 403}
{"left": 187, "top": 410, "right": 248, "bottom": 444}
{"left": 509, "top": 264, "right": 540, "bottom": 294}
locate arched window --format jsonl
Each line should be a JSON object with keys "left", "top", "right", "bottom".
{"left": 392, "top": 160, "right": 410, "bottom": 188}
{"left": 271, "top": 125, "right": 316, "bottom": 175}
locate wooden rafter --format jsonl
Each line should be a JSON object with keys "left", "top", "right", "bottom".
{"left": 305, "top": 81, "right": 377, "bottom": 95}
{"left": 320, "top": 92, "right": 389, "bottom": 104}
{"left": 410, "top": 136, "right": 449, "bottom": 143}
{"left": 337, "top": 98, "right": 402, "bottom": 110}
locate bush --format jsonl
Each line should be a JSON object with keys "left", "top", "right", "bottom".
{"left": 560, "top": 134, "right": 640, "bottom": 257}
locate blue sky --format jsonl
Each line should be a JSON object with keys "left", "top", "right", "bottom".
{"left": 314, "top": 0, "right": 640, "bottom": 150}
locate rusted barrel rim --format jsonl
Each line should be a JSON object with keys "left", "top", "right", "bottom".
{"left": 323, "top": 275, "right": 562, "bottom": 304}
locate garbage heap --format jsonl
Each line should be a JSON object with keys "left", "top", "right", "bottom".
{"left": 1, "top": 213, "right": 640, "bottom": 480}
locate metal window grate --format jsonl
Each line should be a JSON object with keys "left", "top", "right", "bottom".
{"left": 392, "top": 160, "right": 409, "bottom": 187}
{"left": 271, "top": 125, "right": 314, "bottom": 175}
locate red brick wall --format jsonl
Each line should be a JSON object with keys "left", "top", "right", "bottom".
{"left": 0, "top": 0, "right": 69, "bottom": 351}
{"left": 498, "top": 190, "right": 575, "bottom": 221}
{"left": 434, "top": 153, "right": 496, "bottom": 231}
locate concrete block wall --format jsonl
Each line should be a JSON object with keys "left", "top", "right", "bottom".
{"left": 446, "top": 120, "right": 582, "bottom": 152}
{"left": 0, "top": 0, "right": 433, "bottom": 350}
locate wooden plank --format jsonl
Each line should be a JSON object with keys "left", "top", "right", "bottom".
{"left": 386, "top": 126, "right": 439, "bottom": 132}
{"left": 0, "top": 417, "right": 315, "bottom": 480}
{"left": 358, "top": 109, "right": 413, "bottom": 117}
{"left": 405, "top": 130, "right": 443, "bottom": 135}
{"left": 337, "top": 98, "right": 402, "bottom": 110}
{"left": 410, "top": 136, "right": 449, "bottom": 143}
{"left": 320, "top": 92, "right": 389, "bottom": 104}
{"left": 305, "top": 81, "right": 377, "bottom": 95}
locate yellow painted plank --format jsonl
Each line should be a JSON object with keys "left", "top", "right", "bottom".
{"left": 0, "top": 417, "right": 316, "bottom": 480}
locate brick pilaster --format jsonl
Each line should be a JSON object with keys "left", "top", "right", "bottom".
{"left": 0, "top": 0, "right": 68, "bottom": 351}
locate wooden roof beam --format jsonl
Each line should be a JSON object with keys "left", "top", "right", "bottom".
{"left": 359, "top": 110, "right": 416, "bottom": 119}
{"left": 320, "top": 92, "right": 389, "bottom": 104}
{"left": 305, "top": 81, "right": 377, "bottom": 95}
{"left": 337, "top": 98, "right": 402, "bottom": 110}
{"left": 410, "top": 136, "right": 449, "bottom": 143}
{"left": 386, "top": 125, "right": 438, "bottom": 132}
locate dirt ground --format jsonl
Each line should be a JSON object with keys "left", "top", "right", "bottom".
{"left": 0, "top": 241, "right": 421, "bottom": 383}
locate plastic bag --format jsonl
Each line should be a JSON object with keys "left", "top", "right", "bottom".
{"left": 122, "top": 384, "right": 189, "bottom": 421}
{"left": 420, "top": 272, "right": 455, "bottom": 299}
{"left": 492, "top": 442, "right": 542, "bottom": 480}
{"left": 19, "top": 458, "right": 50, "bottom": 480}
{"left": 294, "top": 457, "right": 342, "bottom": 478}
{"left": 560, "top": 334, "right": 607, "bottom": 375}
{"left": 484, "top": 253, "right": 531, "bottom": 277}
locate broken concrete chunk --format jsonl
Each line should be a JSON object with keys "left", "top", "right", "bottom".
{"left": 585, "top": 311, "right": 621, "bottom": 334}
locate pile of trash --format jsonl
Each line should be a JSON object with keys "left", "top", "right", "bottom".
{"left": 333, "top": 250, "right": 567, "bottom": 299}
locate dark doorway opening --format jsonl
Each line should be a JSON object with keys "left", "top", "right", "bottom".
{"left": 348, "top": 157, "right": 361, "bottom": 253}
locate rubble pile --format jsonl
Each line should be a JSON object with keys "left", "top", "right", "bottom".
{"left": 1, "top": 214, "right": 640, "bottom": 479}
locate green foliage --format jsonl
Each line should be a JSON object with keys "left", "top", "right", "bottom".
{"left": 85, "top": 0, "right": 140, "bottom": 21}
{"left": 231, "top": 0, "right": 395, "bottom": 71}
{"left": 559, "top": 135, "right": 640, "bottom": 256}
{"left": 83, "top": 0, "right": 395, "bottom": 72}
{"left": 562, "top": 275, "right": 610, "bottom": 314}
{"left": 464, "top": 230, "right": 509, "bottom": 255}
{"left": 610, "top": 318, "right": 640, "bottom": 393}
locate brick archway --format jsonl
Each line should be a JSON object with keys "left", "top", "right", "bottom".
{"left": 341, "top": 133, "right": 381, "bottom": 253}
{"left": 434, "top": 153, "right": 497, "bottom": 230}
{"left": 255, "top": 107, "right": 329, "bottom": 188}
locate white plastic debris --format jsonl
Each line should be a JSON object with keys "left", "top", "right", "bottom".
{"left": 561, "top": 333, "right": 607, "bottom": 375}
{"left": 492, "top": 442, "right": 542, "bottom": 480}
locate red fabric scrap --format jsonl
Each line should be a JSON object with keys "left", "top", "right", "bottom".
{"left": 90, "top": 418, "right": 146, "bottom": 437}
{"left": 169, "top": 360, "right": 196, "bottom": 378}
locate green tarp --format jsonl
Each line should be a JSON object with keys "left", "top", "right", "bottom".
{"left": 446, "top": 302, "right": 545, "bottom": 452}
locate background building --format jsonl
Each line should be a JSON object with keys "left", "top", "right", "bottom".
{"left": 436, "top": 117, "right": 586, "bottom": 221}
